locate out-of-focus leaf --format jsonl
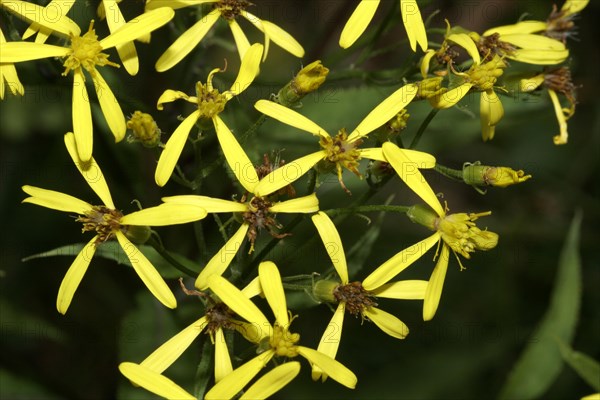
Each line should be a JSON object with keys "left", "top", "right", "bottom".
{"left": 0, "top": 369, "right": 62, "bottom": 400}
{"left": 22, "top": 242, "right": 198, "bottom": 279}
{"left": 194, "top": 335, "right": 215, "bottom": 399}
{"left": 499, "top": 211, "right": 582, "bottom": 400}
{"left": 557, "top": 340, "right": 600, "bottom": 391}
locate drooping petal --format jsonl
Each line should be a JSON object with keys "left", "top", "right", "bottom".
{"left": 482, "top": 21, "right": 547, "bottom": 36}
{"left": 118, "top": 363, "right": 195, "bottom": 400}
{"left": 141, "top": 316, "right": 207, "bottom": 373}
{"left": 64, "top": 132, "right": 115, "bottom": 209}
{"left": 72, "top": 69, "right": 94, "bottom": 162}
{"left": 382, "top": 142, "right": 445, "bottom": 217}
{"left": 257, "top": 19, "right": 304, "bottom": 58}
{"left": 519, "top": 74, "right": 545, "bottom": 93}
{"left": 363, "top": 306, "right": 409, "bottom": 339}
{"left": 254, "top": 151, "right": 325, "bottom": 197}
{"left": 312, "top": 302, "right": 345, "bottom": 382}
{"left": 269, "top": 192, "right": 319, "bottom": 213}
{"left": 228, "top": 19, "right": 251, "bottom": 61}
{"left": 22, "top": 185, "right": 92, "bottom": 215}
{"left": 348, "top": 83, "right": 418, "bottom": 142}
{"left": 446, "top": 33, "right": 480, "bottom": 65}
{"left": 161, "top": 195, "right": 247, "bottom": 213}
{"left": 103, "top": 0, "right": 139, "bottom": 75}
{"left": 121, "top": 203, "right": 207, "bottom": 226}
{"left": 145, "top": 0, "right": 219, "bottom": 11}
{"left": 0, "top": 42, "right": 70, "bottom": 63}
{"left": 100, "top": 8, "right": 175, "bottom": 50}
{"left": 115, "top": 231, "right": 177, "bottom": 309}
{"left": 362, "top": 232, "right": 440, "bottom": 290}
{"left": 227, "top": 43, "right": 263, "bottom": 98}
{"left": 214, "top": 327, "right": 233, "bottom": 382}
{"left": 401, "top": 0, "right": 428, "bottom": 52}
{"left": 196, "top": 224, "right": 249, "bottom": 290}
{"left": 92, "top": 70, "right": 126, "bottom": 142}
{"left": 213, "top": 115, "right": 259, "bottom": 193}
{"left": 258, "top": 261, "right": 288, "bottom": 327}
{"left": 206, "top": 274, "right": 270, "bottom": 333}
{"left": 420, "top": 49, "right": 437, "bottom": 77}
{"left": 56, "top": 236, "right": 97, "bottom": 314}
{"left": 311, "top": 212, "right": 348, "bottom": 283}
{"left": 204, "top": 351, "right": 275, "bottom": 400}
{"left": 423, "top": 243, "right": 450, "bottom": 321}
{"left": 0, "top": 0, "right": 80, "bottom": 37}
{"left": 254, "top": 100, "right": 329, "bottom": 137}
{"left": 508, "top": 48, "right": 569, "bottom": 65}
{"left": 154, "top": 8, "right": 220, "bottom": 72}
{"left": 548, "top": 89, "right": 569, "bottom": 145}
{"left": 240, "top": 362, "right": 300, "bottom": 400}
{"left": 156, "top": 89, "right": 193, "bottom": 110}
{"left": 429, "top": 82, "right": 473, "bottom": 109}
{"left": 372, "top": 280, "right": 428, "bottom": 299}
{"left": 480, "top": 89, "right": 504, "bottom": 141}
{"left": 155, "top": 110, "right": 201, "bottom": 187}
{"left": 297, "top": 346, "right": 357, "bottom": 389}
{"left": 360, "top": 147, "right": 436, "bottom": 168}
{"left": 339, "top": 0, "right": 380, "bottom": 48}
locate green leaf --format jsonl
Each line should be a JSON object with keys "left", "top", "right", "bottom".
{"left": 193, "top": 336, "right": 215, "bottom": 399}
{"left": 498, "top": 211, "right": 583, "bottom": 400}
{"left": 22, "top": 241, "right": 198, "bottom": 279}
{"left": 557, "top": 341, "right": 600, "bottom": 391}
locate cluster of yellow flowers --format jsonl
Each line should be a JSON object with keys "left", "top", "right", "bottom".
{"left": 0, "top": 0, "right": 587, "bottom": 398}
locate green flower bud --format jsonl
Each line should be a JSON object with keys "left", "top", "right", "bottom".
{"left": 463, "top": 162, "right": 532, "bottom": 188}
{"left": 126, "top": 111, "right": 161, "bottom": 148}
{"left": 277, "top": 61, "right": 329, "bottom": 106}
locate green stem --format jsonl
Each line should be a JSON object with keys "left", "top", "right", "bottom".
{"left": 147, "top": 236, "right": 197, "bottom": 277}
{"left": 409, "top": 108, "right": 439, "bottom": 149}
{"left": 355, "top": 1, "right": 399, "bottom": 66}
{"left": 239, "top": 114, "right": 267, "bottom": 143}
{"left": 324, "top": 204, "right": 411, "bottom": 217}
{"left": 434, "top": 164, "right": 464, "bottom": 182}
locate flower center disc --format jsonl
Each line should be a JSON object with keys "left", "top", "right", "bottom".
{"left": 76, "top": 205, "right": 123, "bottom": 243}
{"left": 334, "top": 281, "right": 378, "bottom": 316}
{"left": 63, "top": 21, "right": 118, "bottom": 76}
{"left": 217, "top": 0, "right": 252, "bottom": 20}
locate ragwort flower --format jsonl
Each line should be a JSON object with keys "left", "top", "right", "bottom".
{"left": 154, "top": 43, "right": 262, "bottom": 187}
{"left": 22, "top": 133, "right": 207, "bottom": 314}
{"left": 145, "top": 0, "right": 304, "bottom": 71}
{"left": 339, "top": 0, "right": 428, "bottom": 52}
{"left": 0, "top": 7, "right": 175, "bottom": 161}
{"left": 380, "top": 142, "right": 498, "bottom": 320}
{"left": 204, "top": 262, "right": 357, "bottom": 399}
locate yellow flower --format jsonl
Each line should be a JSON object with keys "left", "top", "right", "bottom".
{"left": 145, "top": 0, "right": 304, "bottom": 71}
{"left": 310, "top": 211, "right": 427, "bottom": 381}
{"left": 119, "top": 360, "right": 300, "bottom": 400}
{"left": 204, "top": 262, "right": 357, "bottom": 399}
{"left": 0, "top": 28, "right": 24, "bottom": 100}
{"left": 253, "top": 83, "right": 434, "bottom": 194}
{"left": 381, "top": 142, "right": 498, "bottom": 321}
{"left": 22, "top": 133, "right": 207, "bottom": 314}
{"left": 339, "top": 0, "right": 428, "bottom": 52}
{"left": 154, "top": 43, "right": 263, "bottom": 186}
{"left": 520, "top": 67, "right": 576, "bottom": 144}
{"left": 0, "top": 7, "right": 175, "bottom": 161}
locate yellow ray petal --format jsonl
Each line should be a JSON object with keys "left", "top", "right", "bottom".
{"left": 103, "top": 0, "right": 139, "bottom": 75}
{"left": 258, "top": 261, "right": 288, "bottom": 327}
{"left": 154, "top": 8, "right": 220, "bottom": 72}
{"left": 206, "top": 274, "right": 270, "bottom": 330}
{"left": 312, "top": 302, "right": 345, "bottom": 382}
{"left": 0, "top": 63, "right": 24, "bottom": 98}
{"left": 64, "top": 132, "right": 115, "bottom": 209}
{"left": 401, "top": 0, "right": 428, "bottom": 52}
{"left": 22, "top": 185, "right": 92, "bottom": 215}
{"left": 205, "top": 351, "right": 274, "bottom": 400}
{"left": 214, "top": 327, "right": 233, "bottom": 382}
{"left": 420, "top": 49, "right": 437, "bottom": 77}
{"left": 502, "top": 34, "right": 566, "bottom": 51}
{"left": 446, "top": 33, "right": 480, "bottom": 65}
{"left": 213, "top": 115, "right": 259, "bottom": 193}
{"left": 297, "top": 346, "right": 357, "bottom": 389}
{"left": 348, "top": 83, "right": 418, "bottom": 142}
{"left": 228, "top": 19, "right": 251, "bottom": 61}
{"left": 562, "top": 0, "right": 589, "bottom": 14}
{"left": 92, "top": 70, "right": 126, "bottom": 142}
{"left": 254, "top": 100, "right": 329, "bottom": 137}
{"left": 339, "top": 0, "right": 380, "bottom": 49}
{"left": 115, "top": 231, "right": 176, "bottom": 309}
{"left": 118, "top": 363, "right": 195, "bottom": 400}
{"left": 311, "top": 212, "right": 348, "bottom": 284}
{"left": 145, "top": 0, "right": 218, "bottom": 10}
{"left": 241, "top": 361, "right": 301, "bottom": 399}
{"left": 361, "top": 147, "right": 436, "bottom": 168}
{"left": 56, "top": 236, "right": 97, "bottom": 314}
{"left": 363, "top": 306, "right": 409, "bottom": 339}
{"left": 156, "top": 89, "right": 193, "bottom": 110}
{"left": 257, "top": 19, "right": 304, "bottom": 58}
{"left": 254, "top": 151, "right": 325, "bottom": 197}
{"left": 121, "top": 203, "right": 207, "bottom": 226}
{"left": 0, "top": 42, "right": 70, "bottom": 63}
{"left": 269, "top": 192, "right": 319, "bottom": 214}
{"left": 155, "top": 110, "right": 201, "bottom": 187}
{"left": 0, "top": 0, "right": 80, "bottom": 37}
{"left": 362, "top": 232, "right": 440, "bottom": 290}
{"left": 548, "top": 89, "right": 569, "bottom": 145}
{"left": 429, "top": 82, "right": 473, "bottom": 109}
{"left": 71, "top": 69, "right": 94, "bottom": 162}
{"left": 227, "top": 43, "right": 263, "bottom": 98}
{"left": 22, "top": 0, "right": 76, "bottom": 42}
{"left": 232, "top": 319, "right": 265, "bottom": 344}
{"left": 480, "top": 89, "right": 504, "bottom": 141}
{"left": 508, "top": 49, "right": 569, "bottom": 65}
{"left": 161, "top": 195, "right": 248, "bottom": 213}
{"left": 100, "top": 7, "right": 174, "bottom": 50}
{"left": 372, "top": 280, "right": 428, "bottom": 299}
{"left": 382, "top": 142, "right": 445, "bottom": 217}
{"left": 141, "top": 316, "right": 207, "bottom": 373}
{"left": 519, "top": 74, "right": 545, "bottom": 93}
{"left": 423, "top": 243, "right": 450, "bottom": 321}
{"left": 241, "top": 276, "right": 262, "bottom": 299}
{"left": 483, "top": 21, "right": 547, "bottom": 36}
{"left": 196, "top": 224, "right": 249, "bottom": 290}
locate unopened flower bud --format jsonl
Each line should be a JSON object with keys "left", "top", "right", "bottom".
{"left": 277, "top": 61, "right": 329, "bottom": 106}
{"left": 463, "top": 163, "right": 532, "bottom": 188}
{"left": 126, "top": 111, "right": 161, "bottom": 148}
{"left": 124, "top": 225, "right": 151, "bottom": 245}
{"left": 312, "top": 279, "right": 339, "bottom": 303}
{"left": 438, "top": 212, "right": 498, "bottom": 259}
